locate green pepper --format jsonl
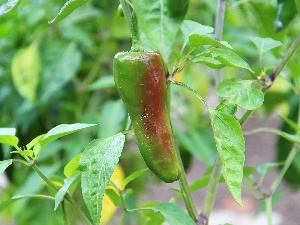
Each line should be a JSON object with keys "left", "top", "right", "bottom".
{"left": 113, "top": 51, "right": 181, "bottom": 183}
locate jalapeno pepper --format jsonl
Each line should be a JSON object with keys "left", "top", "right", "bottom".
{"left": 113, "top": 51, "right": 181, "bottom": 183}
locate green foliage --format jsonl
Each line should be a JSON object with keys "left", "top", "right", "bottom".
{"left": 209, "top": 109, "right": 245, "bottom": 205}
{"left": 79, "top": 133, "right": 125, "bottom": 224}
{"left": 0, "top": 0, "right": 299, "bottom": 224}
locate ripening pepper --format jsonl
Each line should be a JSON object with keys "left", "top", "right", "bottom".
{"left": 113, "top": 51, "right": 181, "bottom": 183}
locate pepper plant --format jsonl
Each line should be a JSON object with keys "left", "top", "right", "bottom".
{"left": 0, "top": 0, "right": 300, "bottom": 225}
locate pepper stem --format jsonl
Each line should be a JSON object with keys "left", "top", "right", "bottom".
{"left": 119, "top": 0, "right": 143, "bottom": 52}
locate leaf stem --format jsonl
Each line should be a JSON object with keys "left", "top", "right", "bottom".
{"left": 31, "top": 164, "right": 92, "bottom": 225}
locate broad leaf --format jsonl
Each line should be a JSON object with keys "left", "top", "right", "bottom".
{"left": 40, "top": 42, "right": 81, "bottom": 102}
{"left": 54, "top": 174, "right": 79, "bottom": 210}
{"left": 199, "top": 48, "right": 254, "bottom": 73}
{"left": 0, "top": 128, "right": 18, "bottom": 147}
{"left": 49, "top": 0, "right": 89, "bottom": 23}
{"left": 144, "top": 202, "right": 194, "bottom": 225}
{"left": 181, "top": 20, "right": 214, "bottom": 48}
{"left": 189, "top": 34, "right": 232, "bottom": 49}
{"left": 250, "top": 37, "right": 282, "bottom": 56}
{"left": 35, "top": 123, "right": 96, "bottom": 158}
{"left": 0, "top": 159, "right": 13, "bottom": 175}
{"left": 217, "top": 78, "right": 264, "bottom": 110}
{"left": 79, "top": 133, "right": 125, "bottom": 225}
{"left": 209, "top": 109, "right": 245, "bottom": 205}
{"left": 11, "top": 42, "right": 40, "bottom": 102}
{"left": 131, "top": 0, "right": 185, "bottom": 62}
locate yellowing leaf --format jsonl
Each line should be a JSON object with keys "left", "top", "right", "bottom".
{"left": 100, "top": 164, "right": 124, "bottom": 225}
{"left": 11, "top": 42, "right": 40, "bottom": 102}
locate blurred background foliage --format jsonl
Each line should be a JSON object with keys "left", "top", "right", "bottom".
{"left": 0, "top": 0, "right": 299, "bottom": 224}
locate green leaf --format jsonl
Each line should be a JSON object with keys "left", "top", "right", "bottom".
{"left": 0, "top": 159, "right": 13, "bottom": 175}
{"left": 26, "top": 134, "right": 45, "bottom": 150}
{"left": 209, "top": 109, "right": 245, "bottom": 205}
{"left": 0, "top": 0, "right": 23, "bottom": 14}
{"left": 144, "top": 202, "right": 194, "bottom": 225}
{"left": 40, "top": 42, "right": 81, "bottom": 102}
{"left": 243, "top": 166, "right": 256, "bottom": 178}
{"left": 105, "top": 189, "right": 121, "bottom": 206}
{"left": 0, "top": 194, "right": 54, "bottom": 212}
{"left": 216, "top": 99, "right": 237, "bottom": 116}
{"left": 131, "top": 0, "right": 185, "bottom": 62}
{"left": 123, "top": 168, "right": 149, "bottom": 188}
{"left": 64, "top": 153, "right": 82, "bottom": 178}
{"left": 199, "top": 47, "right": 254, "bottom": 73}
{"left": 0, "top": 128, "right": 18, "bottom": 147}
{"left": 217, "top": 78, "right": 264, "bottom": 110}
{"left": 143, "top": 201, "right": 165, "bottom": 225}
{"left": 49, "top": 0, "right": 89, "bottom": 23}
{"left": 36, "top": 123, "right": 97, "bottom": 158}
{"left": 189, "top": 34, "right": 232, "bottom": 49}
{"left": 181, "top": 20, "right": 214, "bottom": 48}
{"left": 79, "top": 133, "right": 125, "bottom": 225}
{"left": 54, "top": 174, "right": 79, "bottom": 210}
{"left": 11, "top": 42, "right": 40, "bottom": 102}
{"left": 87, "top": 75, "right": 115, "bottom": 91}
{"left": 250, "top": 37, "right": 282, "bottom": 56}
{"left": 192, "top": 56, "right": 225, "bottom": 69}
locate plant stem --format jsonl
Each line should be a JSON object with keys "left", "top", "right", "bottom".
{"left": 31, "top": 164, "right": 92, "bottom": 225}
{"left": 178, "top": 157, "right": 198, "bottom": 222}
{"left": 200, "top": 157, "right": 222, "bottom": 224}
{"left": 200, "top": 1, "right": 226, "bottom": 224}
{"left": 61, "top": 201, "right": 69, "bottom": 225}
{"left": 266, "top": 34, "right": 300, "bottom": 86}
{"left": 265, "top": 196, "right": 273, "bottom": 225}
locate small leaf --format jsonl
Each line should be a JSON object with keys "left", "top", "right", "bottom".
{"left": 192, "top": 56, "right": 225, "bottom": 69}
{"left": 54, "top": 174, "right": 79, "bottom": 210}
{"left": 250, "top": 37, "right": 282, "bottom": 56}
{"left": 79, "top": 133, "right": 125, "bottom": 225}
{"left": 181, "top": 20, "right": 214, "bottom": 48}
{"left": 200, "top": 47, "right": 254, "bottom": 73}
{"left": 131, "top": 0, "right": 185, "bottom": 62}
{"left": 216, "top": 99, "right": 237, "bottom": 116}
{"left": 0, "top": 159, "right": 13, "bottom": 175}
{"left": 0, "top": 194, "right": 54, "bottom": 212}
{"left": 123, "top": 168, "right": 149, "bottom": 188}
{"left": 37, "top": 123, "right": 97, "bottom": 157}
{"left": 209, "top": 109, "right": 245, "bottom": 205}
{"left": 243, "top": 166, "right": 256, "bottom": 178}
{"left": 64, "top": 153, "right": 81, "bottom": 178}
{"left": 26, "top": 134, "right": 45, "bottom": 150}
{"left": 217, "top": 78, "right": 264, "bottom": 110}
{"left": 189, "top": 34, "right": 232, "bottom": 49}
{"left": 11, "top": 42, "right": 40, "bottom": 102}
{"left": 143, "top": 201, "right": 165, "bottom": 225}
{"left": 144, "top": 202, "right": 194, "bottom": 225}
{"left": 49, "top": 0, "right": 89, "bottom": 23}
{"left": 0, "top": 128, "right": 18, "bottom": 147}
